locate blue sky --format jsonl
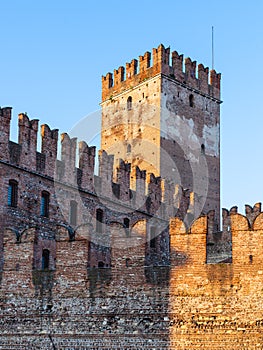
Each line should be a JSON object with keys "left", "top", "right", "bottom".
{"left": 1, "top": 0, "right": 263, "bottom": 213}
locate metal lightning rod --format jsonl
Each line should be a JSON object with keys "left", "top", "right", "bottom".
{"left": 212, "top": 26, "right": 214, "bottom": 70}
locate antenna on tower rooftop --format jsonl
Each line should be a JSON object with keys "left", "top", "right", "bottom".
{"left": 212, "top": 26, "right": 214, "bottom": 70}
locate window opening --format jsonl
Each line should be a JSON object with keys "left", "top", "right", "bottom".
{"left": 189, "top": 94, "right": 194, "bottom": 107}
{"left": 127, "top": 96, "right": 132, "bottom": 110}
{"left": 41, "top": 191, "right": 50, "bottom": 217}
{"left": 8, "top": 180, "right": 18, "bottom": 207}
{"left": 124, "top": 218, "right": 130, "bottom": 236}
{"left": 96, "top": 208, "right": 103, "bottom": 233}
{"left": 98, "top": 261, "right": 104, "bottom": 268}
{"left": 70, "top": 200, "right": 78, "bottom": 226}
{"left": 42, "top": 249, "right": 50, "bottom": 269}
{"left": 150, "top": 227, "right": 157, "bottom": 249}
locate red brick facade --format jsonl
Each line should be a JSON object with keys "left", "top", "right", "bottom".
{"left": 0, "top": 45, "right": 262, "bottom": 349}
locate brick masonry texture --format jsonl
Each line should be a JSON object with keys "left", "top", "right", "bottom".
{"left": 101, "top": 44, "right": 221, "bottom": 227}
{"left": 0, "top": 45, "right": 262, "bottom": 349}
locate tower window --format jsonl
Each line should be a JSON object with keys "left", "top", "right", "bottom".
{"left": 124, "top": 218, "right": 130, "bottom": 228}
{"left": 42, "top": 249, "right": 50, "bottom": 269}
{"left": 96, "top": 208, "right": 104, "bottom": 233}
{"left": 127, "top": 96, "right": 132, "bottom": 110}
{"left": 124, "top": 218, "right": 130, "bottom": 236}
{"left": 98, "top": 261, "right": 105, "bottom": 268}
{"left": 69, "top": 200, "right": 78, "bottom": 226}
{"left": 189, "top": 94, "right": 194, "bottom": 107}
{"left": 150, "top": 227, "right": 157, "bottom": 250}
{"left": 41, "top": 191, "right": 50, "bottom": 217}
{"left": 8, "top": 180, "right": 18, "bottom": 207}
{"left": 201, "top": 144, "right": 205, "bottom": 154}
{"left": 127, "top": 144, "right": 131, "bottom": 153}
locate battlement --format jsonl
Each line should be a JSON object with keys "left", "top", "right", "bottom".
{"left": 102, "top": 44, "right": 221, "bottom": 101}
{"left": 170, "top": 204, "right": 263, "bottom": 267}
{"left": 227, "top": 205, "right": 263, "bottom": 232}
{"left": 222, "top": 202, "right": 262, "bottom": 229}
{"left": 170, "top": 216, "right": 207, "bottom": 265}
{"left": 0, "top": 107, "right": 12, "bottom": 160}
{"left": 0, "top": 108, "right": 197, "bottom": 221}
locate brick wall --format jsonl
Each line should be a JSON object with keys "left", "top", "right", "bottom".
{"left": 0, "top": 212, "right": 263, "bottom": 348}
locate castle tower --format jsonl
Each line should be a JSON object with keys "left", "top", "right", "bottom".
{"left": 101, "top": 44, "right": 221, "bottom": 227}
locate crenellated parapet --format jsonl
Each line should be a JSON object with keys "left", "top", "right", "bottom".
{"left": 116, "top": 159, "right": 131, "bottom": 201}
{"left": 18, "top": 113, "right": 39, "bottom": 170}
{"left": 169, "top": 203, "right": 263, "bottom": 268}
{"left": 0, "top": 108, "right": 203, "bottom": 224}
{"left": 245, "top": 202, "right": 261, "bottom": 225}
{"left": 229, "top": 210, "right": 263, "bottom": 269}
{"left": 147, "top": 173, "right": 162, "bottom": 215}
{"left": 41, "top": 124, "right": 58, "bottom": 177}
{"left": 222, "top": 202, "right": 262, "bottom": 231}
{"left": 98, "top": 149, "right": 114, "bottom": 197}
{"left": 78, "top": 141, "right": 96, "bottom": 192}
{"left": 170, "top": 216, "right": 207, "bottom": 266}
{"left": 60, "top": 133, "right": 77, "bottom": 184}
{"left": 0, "top": 107, "right": 12, "bottom": 162}
{"left": 131, "top": 166, "right": 147, "bottom": 210}
{"left": 102, "top": 44, "right": 221, "bottom": 102}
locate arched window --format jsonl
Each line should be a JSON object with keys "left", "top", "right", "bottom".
{"left": 42, "top": 249, "right": 50, "bottom": 269}
{"left": 69, "top": 200, "right": 78, "bottom": 226}
{"left": 127, "top": 144, "right": 131, "bottom": 153}
{"left": 96, "top": 208, "right": 103, "bottom": 233}
{"left": 189, "top": 94, "right": 194, "bottom": 107}
{"left": 8, "top": 180, "right": 18, "bottom": 207}
{"left": 41, "top": 191, "right": 50, "bottom": 217}
{"left": 201, "top": 144, "right": 205, "bottom": 154}
{"left": 127, "top": 96, "right": 132, "bottom": 110}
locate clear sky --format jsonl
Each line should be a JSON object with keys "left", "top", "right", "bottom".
{"left": 1, "top": 0, "right": 263, "bottom": 213}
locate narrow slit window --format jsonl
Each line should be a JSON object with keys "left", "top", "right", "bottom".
{"left": 8, "top": 180, "right": 18, "bottom": 207}
{"left": 127, "top": 96, "right": 132, "bottom": 110}
{"left": 150, "top": 227, "right": 157, "bottom": 249}
{"left": 189, "top": 94, "right": 194, "bottom": 107}
{"left": 41, "top": 191, "right": 50, "bottom": 217}
{"left": 124, "top": 218, "right": 130, "bottom": 236}
{"left": 42, "top": 249, "right": 50, "bottom": 269}
{"left": 69, "top": 200, "right": 78, "bottom": 226}
{"left": 96, "top": 208, "right": 103, "bottom": 233}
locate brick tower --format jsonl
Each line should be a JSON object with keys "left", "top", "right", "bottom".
{"left": 101, "top": 44, "right": 221, "bottom": 227}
